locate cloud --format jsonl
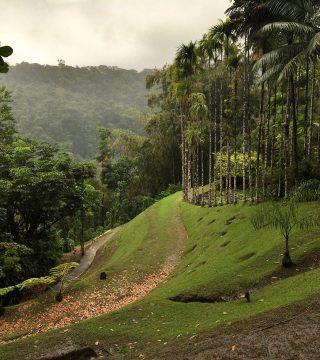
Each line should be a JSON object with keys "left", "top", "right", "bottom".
{"left": 46, "top": 0, "right": 89, "bottom": 3}
{"left": 1, "top": 0, "right": 230, "bottom": 70}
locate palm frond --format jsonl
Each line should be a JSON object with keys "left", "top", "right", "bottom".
{"left": 0, "top": 262, "right": 79, "bottom": 298}
{"left": 49, "top": 262, "right": 79, "bottom": 281}
{"left": 277, "top": 50, "right": 307, "bottom": 80}
{"left": 255, "top": 64, "right": 283, "bottom": 84}
{"left": 261, "top": 21, "right": 317, "bottom": 36}
{"left": 306, "top": 31, "right": 320, "bottom": 57}
{"left": 19, "top": 277, "right": 55, "bottom": 291}
{"left": 254, "top": 43, "right": 306, "bottom": 70}
{"left": 267, "top": 0, "right": 316, "bottom": 22}
{"left": 0, "top": 285, "right": 18, "bottom": 297}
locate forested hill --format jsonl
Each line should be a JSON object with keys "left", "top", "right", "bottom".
{"left": 0, "top": 62, "right": 151, "bottom": 158}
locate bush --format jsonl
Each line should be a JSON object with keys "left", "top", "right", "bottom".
{"left": 63, "top": 237, "right": 75, "bottom": 253}
{"left": 292, "top": 179, "right": 320, "bottom": 202}
{"left": 157, "top": 183, "right": 182, "bottom": 199}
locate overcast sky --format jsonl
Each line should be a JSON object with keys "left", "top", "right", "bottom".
{"left": 1, "top": 0, "right": 230, "bottom": 71}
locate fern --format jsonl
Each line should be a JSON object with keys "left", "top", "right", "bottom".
{"left": 0, "top": 262, "right": 79, "bottom": 299}
{"left": 19, "top": 277, "right": 55, "bottom": 291}
{"left": 49, "top": 262, "right": 79, "bottom": 281}
{"left": 0, "top": 285, "right": 18, "bottom": 297}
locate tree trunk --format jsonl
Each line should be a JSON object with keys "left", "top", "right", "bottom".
{"left": 180, "top": 105, "right": 186, "bottom": 201}
{"left": 284, "top": 83, "right": 290, "bottom": 199}
{"left": 242, "top": 35, "right": 248, "bottom": 203}
{"left": 187, "top": 149, "right": 191, "bottom": 202}
{"left": 270, "top": 86, "right": 277, "bottom": 178}
{"left": 233, "top": 73, "right": 238, "bottom": 205}
{"left": 226, "top": 140, "right": 230, "bottom": 204}
{"left": 242, "top": 68, "right": 247, "bottom": 202}
{"left": 255, "top": 82, "right": 265, "bottom": 202}
{"left": 208, "top": 66, "right": 213, "bottom": 207}
{"left": 219, "top": 78, "right": 224, "bottom": 205}
{"left": 214, "top": 80, "right": 218, "bottom": 206}
{"left": 290, "top": 73, "right": 299, "bottom": 181}
{"left": 307, "top": 60, "right": 316, "bottom": 159}
{"left": 282, "top": 234, "right": 293, "bottom": 267}
{"left": 262, "top": 90, "right": 271, "bottom": 198}
{"left": 304, "top": 60, "right": 310, "bottom": 159}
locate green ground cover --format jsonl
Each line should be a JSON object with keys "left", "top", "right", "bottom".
{"left": 1, "top": 193, "right": 319, "bottom": 359}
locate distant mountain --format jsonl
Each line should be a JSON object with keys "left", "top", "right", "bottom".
{"left": 1, "top": 62, "right": 152, "bottom": 158}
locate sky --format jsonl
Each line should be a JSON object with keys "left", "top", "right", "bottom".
{"left": 1, "top": 0, "right": 231, "bottom": 71}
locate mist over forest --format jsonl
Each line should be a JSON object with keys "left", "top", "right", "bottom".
{"left": 1, "top": 62, "right": 151, "bottom": 158}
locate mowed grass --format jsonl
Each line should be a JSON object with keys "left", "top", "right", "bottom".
{"left": 1, "top": 194, "right": 320, "bottom": 359}
{"left": 56, "top": 193, "right": 183, "bottom": 292}
{"left": 150, "top": 200, "right": 320, "bottom": 299}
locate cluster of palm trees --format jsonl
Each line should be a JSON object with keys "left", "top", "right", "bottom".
{"left": 147, "top": 0, "right": 320, "bottom": 206}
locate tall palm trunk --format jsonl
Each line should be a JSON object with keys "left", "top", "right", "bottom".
{"left": 187, "top": 149, "right": 192, "bottom": 201}
{"left": 208, "top": 63, "right": 213, "bottom": 207}
{"left": 284, "top": 83, "right": 291, "bottom": 199}
{"left": 233, "top": 72, "right": 238, "bottom": 205}
{"left": 246, "top": 49, "right": 254, "bottom": 205}
{"left": 290, "top": 73, "right": 299, "bottom": 182}
{"left": 213, "top": 79, "right": 218, "bottom": 206}
{"left": 242, "top": 66, "right": 247, "bottom": 202}
{"left": 256, "top": 82, "right": 265, "bottom": 202}
{"left": 270, "top": 86, "right": 277, "bottom": 177}
{"left": 180, "top": 104, "right": 186, "bottom": 201}
{"left": 219, "top": 78, "right": 224, "bottom": 205}
{"left": 262, "top": 90, "right": 271, "bottom": 198}
{"left": 304, "top": 60, "right": 310, "bottom": 159}
{"left": 226, "top": 140, "right": 230, "bottom": 204}
{"left": 307, "top": 60, "right": 316, "bottom": 159}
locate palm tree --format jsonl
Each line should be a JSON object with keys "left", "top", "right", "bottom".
{"left": 175, "top": 43, "right": 198, "bottom": 201}
{"left": 185, "top": 125, "right": 204, "bottom": 204}
{"left": 210, "top": 18, "right": 237, "bottom": 205}
{"left": 210, "top": 18, "right": 237, "bottom": 60}
{"left": 190, "top": 93, "right": 208, "bottom": 205}
{"left": 175, "top": 41, "right": 198, "bottom": 78}
{"left": 252, "top": 198, "right": 319, "bottom": 267}
{"left": 253, "top": 0, "right": 320, "bottom": 181}
{"left": 197, "top": 34, "right": 224, "bottom": 206}
{"left": 227, "top": 45, "right": 242, "bottom": 204}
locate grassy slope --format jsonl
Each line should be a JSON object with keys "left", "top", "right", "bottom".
{"left": 72, "top": 193, "right": 182, "bottom": 292}
{"left": 1, "top": 193, "right": 320, "bottom": 359}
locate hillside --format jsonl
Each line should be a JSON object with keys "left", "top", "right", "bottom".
{"left": 0, "top": 63, "right": 152, "bottom": 158}
{"left": 0, "top": 193, "right": 320, "bottom": 359}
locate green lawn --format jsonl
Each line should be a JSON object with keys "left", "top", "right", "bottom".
{"left": 1, "top": 193, "right": 320, "bottom": 359}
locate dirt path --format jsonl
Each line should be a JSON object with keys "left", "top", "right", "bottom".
{"left": 64, "top": 228, "right": 120, "bottom": 282}
{"left": 0, "top": 212, "right": 188, "bottom": 345}
{"left": 162, "top": 213, "right": 188, "bottom": 273}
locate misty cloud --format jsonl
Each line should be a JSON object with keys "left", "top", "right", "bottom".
{"left": 1, "top": 0, "right": 230, "bottom": 70}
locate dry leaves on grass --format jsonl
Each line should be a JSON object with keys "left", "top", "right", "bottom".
{"left": 0, "top": 268, "right": 171, "bottom": 344}
{"left": 0, "top": 215, "right": 187, "bottom": 344}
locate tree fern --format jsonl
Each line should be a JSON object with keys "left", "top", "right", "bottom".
{"left": 0, "top": 262, "right": 78, "bottom": 300}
